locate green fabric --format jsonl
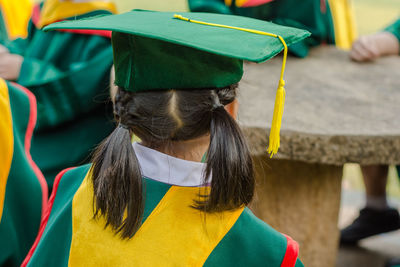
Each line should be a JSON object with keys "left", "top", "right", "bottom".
{"left": 112, "top": 32, "right": 243, "bottom": 91}
{"left": 0, "top": 10, "right": 9, "bottom": 44}
{"left": 2, "top": 3, "right": 40, "bottom": 54}
{"left": 27, "top": 165, "right": 172, "bottom": 266}
{"left": 295, "top": 258, "right": 305, "bottom": 267}
{"left": 384, "top": 18, "right": 400, "bottom": 44}
{"left": 27, "top": 165, "right": 90, "bottom": 267}
{"left": 270, "top": 0, "right": 334, "bottom": 57}
{"left": 189, "top": 0, "right": 335, "bottom": 58}
{"left": 188, "top": 0, "right": 232, "bottom": 14}
{"left": 27, "top": 164, "right": 298, "bottom": 266}
{"left": 15, "top": 21, "right": 113, "bottom": 129}
{"left": 189, "top": 0, "right": 273, "bottom": 20}
{"left": 44, "top": 10, "right": 310, "bottom": 92}
{"left": 31, "top": 106, "right": 114, "bottom": 188}
{"left": 205, "top": 208, "right": 292, "bottom": 266}
{"left": 0, "top": 82, "right": 43, "bottom": 267}
{"left": 4, "top": 9, "right": 115, "bottom": 186}
{"left": 141, "top": 178, "right": 173, "bottom": 222}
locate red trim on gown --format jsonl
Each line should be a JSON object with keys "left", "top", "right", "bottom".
{"left": 280, "top": 234, "right": 300, "bottom": 267}
{"left": 10, "top": 82, "right": 48, "bottom": 217}
{"left": 21, "top": 167, "right": 76, "bottom": 267}
{"left": 31, "top": 3, "right": 111, "bottom": 38}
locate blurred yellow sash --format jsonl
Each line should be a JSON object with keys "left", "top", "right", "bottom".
{"left": 0, "top": 79, "right": 14, "bottom": 221}
{"left": 69, "top": 173, "right": 244, "bottom": 266}
{"left": 328, "top": 0, "right": 358, "bottom": 49}
{"left": 0, "top": 0, "right": 32, "bottom": 39}
{"left": 37, "top": 0, "right": 117, "bottom": 28}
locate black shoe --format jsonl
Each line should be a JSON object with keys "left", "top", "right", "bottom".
{"left": 340, "top": 207, "right": 400, "bottom": 245}
{"left": 385, "top": 258, "right": 400, "bottom": 267}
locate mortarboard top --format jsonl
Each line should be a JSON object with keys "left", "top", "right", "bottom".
{"left": 44, "top": 10, "right": 309, "bottom": 90}
{"left": 44, "top": 10, "right": 310, "bottom": 156}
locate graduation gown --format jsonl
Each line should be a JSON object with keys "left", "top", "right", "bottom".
{"left": 385, "top": 18, "right": 400, "bottom": 46}
{"left": 188, "top": 0, "right": 335, "bottom": 57}
{"left": 23, "top": 143, "right": 303, "bottom": 267}
{"left": 4, "top": 4, "right": 115, "bottom": 188}
{"left": 0, "top": 79, "right": 47, "bottom": 266}
{"left": 0, "top": 0, "right": 32, "bottom": 43}
{"left": 0, "top": 9, "right": 8, "bottom": 43}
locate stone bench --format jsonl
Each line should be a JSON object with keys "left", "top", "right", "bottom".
{"left": 238, "top": 46, "right": 400, "bottom": 267}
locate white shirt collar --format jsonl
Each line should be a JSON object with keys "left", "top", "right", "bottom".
{"left": 133, "top": 142, "right": 209, "bottom": 187}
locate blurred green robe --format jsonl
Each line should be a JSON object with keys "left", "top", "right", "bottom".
{"left": 188, "top": 0, "right": 335, "bottom": 57}
{"left": 385, "top": 18, "right": 400, "bottom": 47}
{"left": 4, "top": 4, "right": 116, "bottom": 188}
{"left": 0, "top": 0, "right": 32, "bottom": 43}
{"left": 0, "top": 10, "right": 7, "bottom": 43}
{"left": 0, "top": 80, "right": 47, "bottom": 267}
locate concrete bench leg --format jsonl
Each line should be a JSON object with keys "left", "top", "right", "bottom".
{"left": 250, "top": 156, "right": 343, "bottom": 267}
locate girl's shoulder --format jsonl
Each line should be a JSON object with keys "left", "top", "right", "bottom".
{"left": 22, "top": 164, "right": 91, "bottom": 266}
{"left": 25, "top": 166, "right": 303, "bottom": 267}
{"left": 54, "top": 164, "right": 92, "bottom": 197}
{"left": 205, "top": 207, "right": 303, "bottom": 267}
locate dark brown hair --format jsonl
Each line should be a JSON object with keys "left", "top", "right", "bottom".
{"left": 91, "top": 84, "right": 254, "bottom": 238}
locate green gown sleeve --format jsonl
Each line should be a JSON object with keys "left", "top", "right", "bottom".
{"left": 295, "top": 258, "right": 305, "bottom": 267}
{"left": 188, "top": 0, "right": 273, "bottom": 19}
{"left": 269, "top": 0, "right": 335, "bottom": 57}
{"left": 3, "top": 18, "right": 35, "bottom": 54}
{"left": 189, "top": 0, "right": 335, "bottom": 58}
{"left": 0, "top": 10, "right": 9, "bottom": 44}
{"left": 188, "top": 0, "right": 232, "bottom": 14}
{"left": 15, "top": 29, "right": 113, "bottom": 130}
{"left": 384, "top": 18, "right": 400, "bottom": 43}
{"left": 0, "top": 81, "right": 44, "bottom": 266}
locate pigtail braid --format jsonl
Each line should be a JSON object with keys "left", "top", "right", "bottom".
{"left": 91, "top": 91, "right": 144, "bottom": 239}
{"left": 201, "top": 90, "right": 254, "bottom": 211}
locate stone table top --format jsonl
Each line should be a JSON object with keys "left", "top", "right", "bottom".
{"left": 238, "top": 46, "right": 400, "bottom": 165}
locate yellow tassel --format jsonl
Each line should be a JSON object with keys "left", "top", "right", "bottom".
{"left": 173, "top": 14, "right": 289, "bottom": 157}
{"left": 267, "top": 80, "right": 285, "bottom": 157}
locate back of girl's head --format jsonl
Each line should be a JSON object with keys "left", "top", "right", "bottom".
{"left": 91, "top": 84, "right": 254, "bottom": 239}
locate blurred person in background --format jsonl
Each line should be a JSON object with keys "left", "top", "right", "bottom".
{"left": 0, "top": 0, "right": 117, "bottom": 190}
{"left": 22, "top": 10, "right": 309, "bottom": 267}
{"left": 341, "top": 17, "right": 400, "bottom": 267}
{"left": 0, "top": 79, "right": 47, "bottom": 266}
{"left": 188, "top": 0, "right": 357, "bottom": 57}
{"left": 349, "top": 18, "right": 399, "bottom": 62}
{"left": 0, "top": 0, "right": 32, "bottom": 43}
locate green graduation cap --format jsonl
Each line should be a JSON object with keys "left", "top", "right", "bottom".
{"left": 44, "top": 10, "right": 310, "bottom": 156}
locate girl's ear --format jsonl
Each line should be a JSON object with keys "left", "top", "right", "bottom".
{"left": 224, "top": 99, "right": 238, "bottom": 119}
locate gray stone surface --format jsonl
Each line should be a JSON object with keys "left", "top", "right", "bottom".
{"left": 238, "top": 46, "right": 400, "bottom": 165}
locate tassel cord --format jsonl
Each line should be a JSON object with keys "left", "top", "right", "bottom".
{"left": 173, "top": 14, "right": 289, "bottom": 157}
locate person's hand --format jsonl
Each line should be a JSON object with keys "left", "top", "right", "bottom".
{"left": 0, "top": 53, "right": 23, "bottom": 81}
{"left": 0, "top": 45, "right": 9, "bottom": 54}
{"left": 350, "top": 32, "right": 399, "bottom": 62}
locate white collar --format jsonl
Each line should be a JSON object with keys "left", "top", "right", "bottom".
{"left": 133, "top": 142, "right": 209, "bottom": 187}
